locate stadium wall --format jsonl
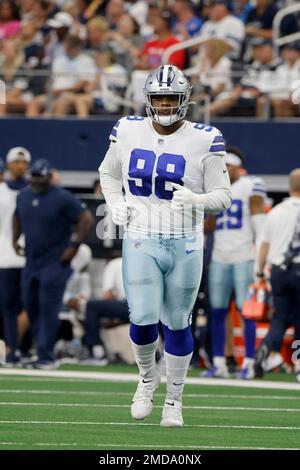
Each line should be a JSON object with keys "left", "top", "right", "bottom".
{"left": 0, "top": 117, "right": 297, "bottom": 177}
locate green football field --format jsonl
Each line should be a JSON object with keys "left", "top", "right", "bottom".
{"left": 0, "top": 365, "right": 299, "bottom": 450}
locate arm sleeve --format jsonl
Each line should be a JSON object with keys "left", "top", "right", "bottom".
{"left": 99, "top": 140, "right": 124, "bottom": 211}
{"left": 200, "top": 154, "right": 232, "bottom": 212}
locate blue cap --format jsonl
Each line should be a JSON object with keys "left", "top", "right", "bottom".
{"left": 30, "top": 159, "right": 53, "bottom": 177}
{"left": 284, "top": 41, "right": 300, "bottom": 52}
{"left": 0, "top": 158, "right": 5, "bottom": 173}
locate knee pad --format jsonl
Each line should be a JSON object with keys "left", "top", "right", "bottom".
{"left": 163, "top": 324, "right": 194, "bottom": 356}
{"left": 130, "top": 323, "right": 158, "bottom": 345}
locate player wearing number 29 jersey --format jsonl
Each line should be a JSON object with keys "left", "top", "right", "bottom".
{"left": 99, "top": 64, "right": 231, "bottom": 428}
{"left": 213, "top": 175, "right": 267, "bottom": 264}
{"left": 205, "top": 147, "right": 266, "bottom": 380}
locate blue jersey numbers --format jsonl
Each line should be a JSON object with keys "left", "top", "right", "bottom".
{"left": 216, "top": 199, "right": 243, "bottom": 230}
{"left": 128, "top": 148, "right": 186, "bottom": 200}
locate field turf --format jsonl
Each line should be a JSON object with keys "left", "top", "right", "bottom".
{"left": 0, "top": 365, "right": 299, "bottom": 450}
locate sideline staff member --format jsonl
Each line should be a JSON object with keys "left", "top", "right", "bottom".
{"left": 255, "top": 168, "right": 300, "bottom": 383}
{"left": 0, "top": 147, "right": 30, "bottom": 365}
{"left": 13, "top": 159, "right": 93, "bottom": 368}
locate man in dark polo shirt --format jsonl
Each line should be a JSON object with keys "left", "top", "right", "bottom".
{"left": 13, "top": 159, "right": 93, "bottom": 368}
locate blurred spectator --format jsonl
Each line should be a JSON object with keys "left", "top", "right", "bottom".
{"left": 268, "top": 42, "right": 300, "bottom": 118}
{"left": 245, "top": 0, "right": 278, "bottom": 41}
{"left": 196, "top": 39, "right": 232, "bottom": 101}
{"left": 32, "top": 0, "right": 58, "bottom": 34}
{"left": 86, "top": 15, "right": 109, "bottom": 51}
{"left": 96, "top": 48, "right": 127, "bottom": 98}
{"left": 83, "top": 256, "right": 128, "bottom": 365}
{"left": 19, "top": 0, "right": 36, "bottom": 21}
{"left": 74, "top": 49, "right": 127, "bottom": 116}
{"left": 200, "top": 0, "right": 245, "bottom": 60}
{"left": 233, "top": 0, "right": 254, "bottom": 24}
{"left": 125, "top": 0, "right": 148, "bottom": 31}
{"left": 139, "top": 0, "right": 160, "bottom": 38}
{"left": 0, "top": 0, "right": 21, "bottom": 40}
{"left": 0, "top": 25, "right": 47, "bottom": 114}
{"left": 172, "top": 0, "right": 203, "bottom": 39}
{"left": 208, "top": 38, "right": 281, "bottom": 117}
{"left": 20, "top": 16, "right": 46, "bottom": 102}
{"left": 0, "top": 20, "right": 46, "bottom": 116}
{"left": 0, "top": 158, "right": 5, "bottom": 182}
{"left": 105, "top": 0, "right": 124, "bottom": 31}
{"left": 45, "top": 11, "right": 74, "bottom": 62}
{"left": 13, "top": 158, "right": 93, "bottom": 368}
{"left": 138, "top": 10, "right": 186, "bottom": 70}
{"left": 21, "top": 18, "right": 43, "bottom": 65}
{"left": 108, "top": 14, "right": 144, "bottom": 70}
{"left": 0, "top": 39, "right": 25, "bottom": 115}
{"left": 27, "top": 35, "right": 97, "bottom": 117}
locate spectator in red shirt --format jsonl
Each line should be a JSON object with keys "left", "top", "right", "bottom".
{"left": 138, "top": 11, "right": 186, "bottom": 70}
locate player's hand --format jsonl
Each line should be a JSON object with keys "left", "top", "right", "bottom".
{"left": 255, "top": 272, "right": 265, "bottom": 284}
{"left": 112, "top": 201, "right": 131, "bottom": 226}
{"left": 13, "top": 241, "right": 24, "bottom": 256}
{"left": 171, "top": 183, "right": 200, "bottom": 210}
{"left": 66, "top": 298, "right": 81, "bottom": 311}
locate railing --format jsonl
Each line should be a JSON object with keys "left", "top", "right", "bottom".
{"left": 0, "top": 68, "right": 136, "bottom": 113}
{"left": 1, "top": 67, "right": 299, "bottom": 121}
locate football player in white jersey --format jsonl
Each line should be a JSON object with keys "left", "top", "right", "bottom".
{"left": 203, "top": 146, "right": 266, "bottom": 379}
{"left": 99, "top": 64, "right": 231, "bottom": 427}
{"left": 0, "top": 147, "right": 30, "bottom": 365}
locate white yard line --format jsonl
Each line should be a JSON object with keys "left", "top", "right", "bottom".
{"left": 0, "top": 420, "right": 300, "bottom": 431}
{"left": 0, "top": 389, "right": 299, "bottom": 400}
{"left": 0, "top": 442, "right": 298, "bottom": 450}
{"left": 0, "top": 401, "right": 299, "bottom": 412}
{"left": 0, "top": 368, "right": 299, "bottom": 391}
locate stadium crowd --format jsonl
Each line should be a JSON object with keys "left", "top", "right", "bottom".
{"left": 0, "top": 0, "right": 300, "bottom": 118}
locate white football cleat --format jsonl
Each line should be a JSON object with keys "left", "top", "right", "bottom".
{"left": 160, "top": 400, "right": 183, "bottom": 428}
{"left": 131, "top": 372, "right": 160, "bottom": 420}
